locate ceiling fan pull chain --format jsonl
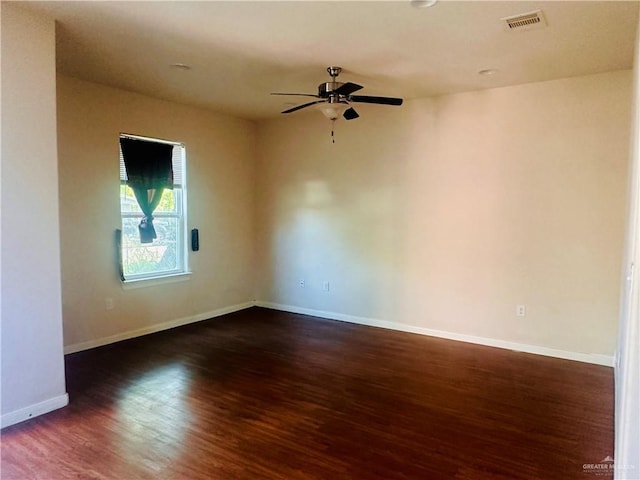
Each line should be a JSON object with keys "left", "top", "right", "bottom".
{"left": 331, "top": 119, "right": 336, "bottom": 144}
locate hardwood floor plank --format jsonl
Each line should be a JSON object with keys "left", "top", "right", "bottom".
{"left": 1, "top": 307, "right": 613, "bottom": 479}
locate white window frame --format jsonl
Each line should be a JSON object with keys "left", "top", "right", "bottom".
{"left": 119, "top": 133, "right": 189, "bottom": 285}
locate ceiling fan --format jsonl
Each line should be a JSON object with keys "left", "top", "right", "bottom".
{"left": 271, "top": 66, "right": 403, "bottom": 121}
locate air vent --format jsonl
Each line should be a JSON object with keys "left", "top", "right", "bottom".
{"left": 502, "top": 10, "right": 547, "bottom": 32}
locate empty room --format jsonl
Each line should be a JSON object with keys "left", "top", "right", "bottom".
{"left": 1, "top": 1, "right": 639, "bottom": 479}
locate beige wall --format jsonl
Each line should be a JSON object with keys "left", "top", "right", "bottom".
{"left": 256, "top": 70, "right": 631, "bottom": 358}
{"left": 57, "top": 70, "right": 631, "bottom": 360}
{"left": 1, "top": 4, "right": 68, "bottom": 425}
{"left": 57, "top": 76, "right": 256, "bottom": 349}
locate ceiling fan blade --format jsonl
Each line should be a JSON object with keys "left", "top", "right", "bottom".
{"left": 281, "top": 100, "right": 326, "bottom": 114}
{"left": 271, "top": 92, "right": 321, "bottom": 98}
{"left": 350, "top": 95, "right": 403, "bottom": 106}
{"left": 333, "top": 82, "right": 364, "bottom": 96}
{"left": 343, "top": 107, "right": 359, "bottom": 120}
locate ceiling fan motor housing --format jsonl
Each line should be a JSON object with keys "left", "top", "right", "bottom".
{"left": 318, "top": 66, "right": 344, "bottom": 98}
{"left": 318, "top": 81, "right": 344, "bottom": 98}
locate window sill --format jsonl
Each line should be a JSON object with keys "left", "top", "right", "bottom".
{"left": 121, "top": 272, "right": 192, "bottom": 290}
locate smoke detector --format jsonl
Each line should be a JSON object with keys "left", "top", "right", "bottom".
{"left": 502, "top": 10, "right": 547, "bottom": 32}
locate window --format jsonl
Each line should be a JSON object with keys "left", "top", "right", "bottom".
{"left": 119, "top": 134, "right": 188, "bottom": 281}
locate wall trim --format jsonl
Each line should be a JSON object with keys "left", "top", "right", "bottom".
{"left": 64, "top": 301, "right": 255, "bottom": 354}
{"left": 64, "top": 299, "right": 615, "bottom": 366}
{"left": 1, "top": 394, "right": 69, "bottom": 429}
{"left": 256, "top": 301, "right": 615, "bottom": 367}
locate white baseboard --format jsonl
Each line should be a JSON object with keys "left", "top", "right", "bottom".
{"left": 255, "top": 301, "right": 615, "bottom": 367}
{"left": 63, "top": 299, "right": 615, "bottom": 367}
{"left": 64, "top": 301, "right": 255, "bottom": 354}
{"left": 1, "top": 393, "right": 69, "bottom": 429}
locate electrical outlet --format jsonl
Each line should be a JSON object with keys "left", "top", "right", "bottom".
{"left": 299, "top": 278, "right": 305, "bottom": 288}
{"left": 516, "top": 305, "right": 526, "bottom": 317}
{"left": 323, "top": 281, "right": 330, "bottom": 291}
{"left": 105, "top": 298, "right": 114, "bottom": 310}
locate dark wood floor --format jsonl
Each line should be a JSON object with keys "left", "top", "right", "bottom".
{"left": 2, "top": 307, "right": 613, "bottom": 479}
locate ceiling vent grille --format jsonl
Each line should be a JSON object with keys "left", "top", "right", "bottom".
{"left": 502, "top": 10, "right": 547, "bottom": 32}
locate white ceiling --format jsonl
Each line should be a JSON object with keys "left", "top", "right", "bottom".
{"left": 20, "top": 0, "right": 640, "bottom": 120}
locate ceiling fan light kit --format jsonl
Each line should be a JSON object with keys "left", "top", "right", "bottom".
{"left": 318, "top": 102, "right": 348, "bottom": 121}
{"left": 271, "top": 66, "right": 403, "bottom": 142}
